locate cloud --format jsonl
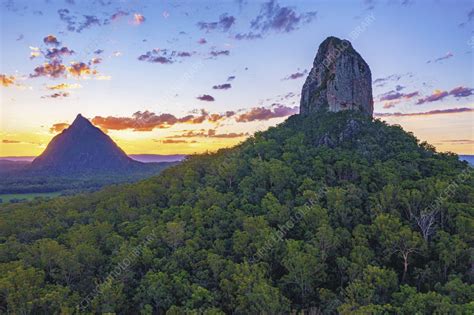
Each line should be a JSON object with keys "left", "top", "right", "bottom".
{"left": 427, "top": 52, "right": 453, "bottom": 64}
{"left": 373, "top": 74, "right": 401, "bottom": 86}
{"left": 111, "top": 10, "right": 129, "bottom": 21}
{"left": 197, "top": 14, "right": 236, "bottom": 32}
{"left": 94, "top": 49, "right": 104, "bottom": 54}
{"left": 197, "top": 94, "right": 215, "bottom": 101}
{"left": 89, "top": 57, "right": 102, "bottom": 65}
{"left": 234, "top": 32, "right": 263, "bottom": 40}
{"left": 160, "top": 139, "right": 196, "bottom": 144}
{"left": 57, "top": 9, "right": 102, "bottom": 32}
{"left": 449, "top": 86, "right": 474, "bottom": 98}
{"left": 459, "top": 8, "right": 474, "bottom": 27}
{"left": 45, "top": 46, "right": 75, "bottom": 60}
{"left": 375, "top": 107, "right": 474, "bottom": 117}
{"left": 77, "top": 15, "right": 101, "bottom": 32}
{"left": 91, "top": 110, "right": 229, "bottom": 132}
{"left": 133, "top": 13, "right": 145, "bottom": 25}
{"left": 167, "top": 129, "right": 247, "bottom": 139}
{"left": 416, "top": 86, "right": 473, "bottom": 105}
{"left": 209, "top": 50, "right": 230, "bottom": 57}
{"left": 438, "top": 139, "right": 474, "bottom": 145}
{"left": 30, "top": 61, "right": 67, "bottom": 78}
{"left": 43, "top": 35, "right": 60, "bottom": 46}
{"left": 2, "top": 139, "right": 21, "bottom": 144}
{"left": 68, "top": 62, "right": 95, "bottom": 77}
{"left": 197, "top": 38, "right": 207, "bottom": 44}
{"left": 30, "top": 46, "right": 41, "bottom": 59}
{"left": 1, "top": 74, "right": 16, "bottom": 87}
{"left": 49, "top": 123, "right": 70, "bottom": 133}
{"left": 379, "top": 90, "right": 419, "bottom": 102}
{"left": 416, "top": 90, "right": 449, "bottom": 105}
{"left": 282, "top": 70, "right": 307, "bottom": 80}
{"left": 227, "top": 75, "right": 236, "bottom": 81}
{"left": 41, "top": 92, "right": 70, "bottom": 99}
{"left": 138, "top": 49, "right": 194, "bottom": 64}
{"left": 46, "top": 83, "right": 82, "bottom": 90}
{"left": 236, "top": 0, "right": 316, "bottom": 40}
{"left": 236, "top": 104, "right": 298, "bottom": 122}
{"left": 213, "top": 83, "right": 232, "bottom": 90}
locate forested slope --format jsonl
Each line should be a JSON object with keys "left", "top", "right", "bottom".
{"left": 0, "top": 110, "right": 472, "bottom": 314}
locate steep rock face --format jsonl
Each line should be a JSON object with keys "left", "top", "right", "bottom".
{"left": 31, "top": 114, "right": 142, "bottom": 174}
{"left": 300, "top": 36, "right": 373, "bottom": 116}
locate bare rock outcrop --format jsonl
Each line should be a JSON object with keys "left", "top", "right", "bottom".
{"left": 300, "top": 36, "right": 373, "bottom": 116}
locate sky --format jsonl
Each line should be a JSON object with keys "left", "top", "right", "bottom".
{"left": 1, "top": 0, "right": 473, "bottom": 157}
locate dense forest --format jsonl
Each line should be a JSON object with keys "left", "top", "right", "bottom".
{"left": 0, "top": 162, "right": 176, "bottom": 195}
{"left": 0, "top": 110, "right": 472, "bottom": 314}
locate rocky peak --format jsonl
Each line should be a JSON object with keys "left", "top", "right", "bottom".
{"left": 300, "top": 36, "right": 373, "bottom": 116}
{"left": 31, "top": 114, "right": 140, "bottom": 174}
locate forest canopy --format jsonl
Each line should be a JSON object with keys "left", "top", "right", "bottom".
{"left": 0, "top": 110, "right": 472, "bottom": 314}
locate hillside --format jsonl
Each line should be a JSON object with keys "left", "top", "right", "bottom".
{"left": 0, "top": 110, "right": 472, "bottom": 314}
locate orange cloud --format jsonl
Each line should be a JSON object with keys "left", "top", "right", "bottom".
{"left": 133, "top": 13, "right": 145, "bottom": 25}
{"left": 167, "top": 129, "right": 247, "bottom": 139}
{"left": 160, "top": 139, "right": 197, "bottom": 144}
{"left": 68, "top": 62, "right": 96, "bottom": 77}
{"left": 49, "top": 123, "right": 70, "bottom": 133}
{"left": 1, "top": 74, "right": 16, "bottom": 87}
{"left": 375, "top": 107, "right": 474, "bottom": 117}
{"left": 31, "top": 61, "right": 67, "bottom": 78}
{"left": 43, "top": 34, "right": 60, "bottom": 46}
{"left": 47, "top": 83, "right": 82, "bottom": 90}
{"left": 92, "top": 110, "right": 231, "bottom": 132}
{"left": 2, "top": 139, "right": 21, "bottom": 144}
{"left": 236, "top": 104, "right": 298, "bottom": 122}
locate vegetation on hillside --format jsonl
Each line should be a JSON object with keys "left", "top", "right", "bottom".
{"left": 0, "top": 162, "right": 177, "bottom": 195}
{"left": 0, "top": 111, "right": 472, "bottom": 314}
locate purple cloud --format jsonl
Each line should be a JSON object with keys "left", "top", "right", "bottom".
{"left": 209, "top": 50, "right": 230, "bottom": 57}
{"left": 449, "top": 86, "right": 473, "bottom": 98}
{"left": 138, "top": 49, "right": 194, "bottom": 64}
{"left": 416, "top": 86, "right": 473, "bottom": 105}
{"left": 197, "top": 94, "right": 215, "bottom": 101}
{"left": 252, "top": 1, "right": 316, "bottom": 33}
{"left": 282, "top": 70, "right": 307, "bottom": 80}
{"left": 427, "top": 52, "right": 453, "bottom": 64}
{"left": 213, "top": 83, "right": 232, "bottom": 90}
{"left": 197, "top": 14, "right": 236, "bottom": 32}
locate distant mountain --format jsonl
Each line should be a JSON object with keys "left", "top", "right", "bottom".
{"left": 129, "top": 154, "right": 186, "bottom": 163}
{"left": 31, "top": 114, "right": 145, "bottom": 174}
{"left": 459, "top": 155, "right": 474, "bottom": 166}
{"left": 0, "top": 154, "right": 187, "bottom": 163}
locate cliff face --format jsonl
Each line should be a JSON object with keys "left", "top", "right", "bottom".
{"left": 300, "top": 36, "right": 373, "bottom": 116}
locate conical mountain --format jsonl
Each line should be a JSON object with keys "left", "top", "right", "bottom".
{"left": 31, "top": 114, "right": 142, "bottom": 174}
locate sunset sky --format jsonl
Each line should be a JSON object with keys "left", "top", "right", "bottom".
{"left": 1, "top": 0, "right": 473, "bottom": 157}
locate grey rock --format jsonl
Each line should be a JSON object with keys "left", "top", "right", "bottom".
{"left": 300, "top": 36, "right": 373, "bottom": 116}
{"left": 317, "top": 133, "right": 336, "bottom": 148}
{"left": 339, "top": 119, "right": 361, "bottom": 142}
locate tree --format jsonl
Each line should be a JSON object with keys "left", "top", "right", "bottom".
{"left": 374, "top": 214, "right": 424, "bottom": 282}
{"left": 230, "top": 262, "right": 289, "bottom": 314}
{"left": 281, "top": 240, "right": 324, "bottom": 305}
{"left": 164, "top": 221, "right": 185, "bottom": 250}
